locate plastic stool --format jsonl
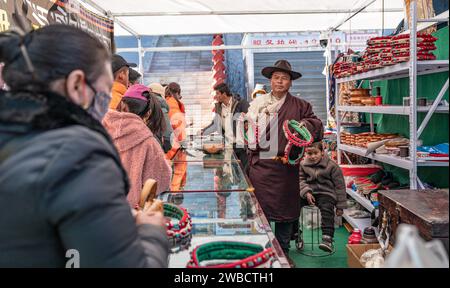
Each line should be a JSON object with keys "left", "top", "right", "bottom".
{"left": 296, "top": 205, "right": 335, "bottom": 257}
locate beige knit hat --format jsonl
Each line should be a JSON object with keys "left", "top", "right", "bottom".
{"left": 148, "top": 83, "right": 165, "bottom": 96}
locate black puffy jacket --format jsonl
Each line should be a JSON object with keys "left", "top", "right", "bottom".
{"left": 0, "top": 90, "right": 169, "bottom": 268}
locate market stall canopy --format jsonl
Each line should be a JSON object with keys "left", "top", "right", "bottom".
{"left": 82, "top": 0, "right": 406, "bottom": 36}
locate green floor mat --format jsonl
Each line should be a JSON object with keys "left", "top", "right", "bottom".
{"left": 288, "top": 227, "right": 350, "bottom": 268}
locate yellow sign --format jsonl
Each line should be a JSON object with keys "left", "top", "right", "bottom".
{"left": 0, "top": 9, "right": 10, "bottom": 32}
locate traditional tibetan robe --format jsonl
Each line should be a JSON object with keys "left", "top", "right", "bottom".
{"left": 247, "top": 92, "right": 323, "bottom": 222}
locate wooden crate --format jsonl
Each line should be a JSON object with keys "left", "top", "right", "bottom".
{"left": 378, "top": 189, "right": 449, "bottom": 251}
{"left": 347, "top": 244, "right": 393, "bottom": 268}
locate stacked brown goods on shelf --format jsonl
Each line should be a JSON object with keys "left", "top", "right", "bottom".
{"left": 334, "top": 33, "right": 438, "bottom": 78}
{"left": 390, "top": 33, "right": 437, "bottom": 63}
{"left": 347, "top": 88, "right": 375, "bottom": 106}
{"left": 339, "top": 82, "right": 353, "bottom": 106}
{"left": 339, "top": 85, "right": 350, "bottom": 106}
{"left": 380, "top": 138, "right": 410, "bottom": 157}
{"left": 334, "top": 61, "right": 355, "bottom": 78}
{"left": 363, "top": 36, "right": 393, "bottom": 69}
{"left": 340, "top": 132, "right": 399, "bottom": 148}
{"left": 338, "top": 82, "right": 361, "bottom": 123}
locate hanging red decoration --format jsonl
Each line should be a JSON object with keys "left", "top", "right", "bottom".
{"left": 213, "top": 70, "right": 226, "bottom": 81}
{"left": 212, "top": 37, "right": 224, "bottom": 46}
{"left": 212, "top": 78, "right": 225, "bottom": 87}
{"left": 212, "top": 48, "right": 224, "bottom": 56}
{"left": 212, "top": 53, "right": 225, "bottom": 64}
{"left": 213, "top": 61, "right": 226, "bottom": 72}
{"left": 211, "top": 34, "right": 226, "bottom": 91}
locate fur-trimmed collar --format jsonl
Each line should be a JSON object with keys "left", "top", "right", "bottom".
{"left": 0, "top": 89, "right": 130, "bottom": 193}
{"left": 0, "top": 89, "right": 108, "bottom": 138}
{"left": 301, "top": 154, "right": 330, "bottom": 167}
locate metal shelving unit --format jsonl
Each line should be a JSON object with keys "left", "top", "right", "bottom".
{"left": 335, "top": 1, "right": 450, "bottom": 190}
{"left": 338, "top": 105, "right": 449, "bottom": 115}
{"left": 335, "top": 60, "right": 449, "bottom": 83}
{"left": 346, "top": 188, "right": 375, "bottom": 213}
{"left": 340, "top": 144, "right": 448, "bottom": 169}
{"left": 343, "top": 209, "right": 372, "bottom": 232}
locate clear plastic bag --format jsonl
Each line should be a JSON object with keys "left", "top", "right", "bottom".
{"left": 384, "top": 224, "right": 449, "bottom": 268}
{"left": 301, "top": 206, "right": 321, "bottom": 230}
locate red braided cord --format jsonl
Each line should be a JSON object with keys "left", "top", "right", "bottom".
{"left": 187, "top": 247, "right": 275, "bottom": 268}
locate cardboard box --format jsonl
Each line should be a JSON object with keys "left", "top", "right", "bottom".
{"left": 347, "top": 244, "right": 392, "bottom": 268}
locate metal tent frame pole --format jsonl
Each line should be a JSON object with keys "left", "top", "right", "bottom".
{"left": 111, "top": 8, "right": 403, "bottom": 17}
{"left": 325, "top": 35, "right": 333, "bottom": 128}
{"left": 336, "top": 78, "right": 341, "bottom": 164}
{"left": 409, "top": 0, "right": 418, "bottom": 190}
{"left": 137, "top": 37, "right": 144, "bottom": 76}
{"left": 115, "top": 43, "right": 357, "bottom": 53}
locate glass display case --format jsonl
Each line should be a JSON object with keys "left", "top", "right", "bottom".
{"left": 175, "top": 134, "right": 237, "bottom": 162}
{"left": 175, "top": 148, "right": 238, "bottom": 162}
{"left": 169, "top": 150, "right": 251, "bottom": 192}
{"left": 159, "top": 191, "right": 290, "bottom": 268}
{"left": 162, "top": 144, "right": 288, "bottom": 268}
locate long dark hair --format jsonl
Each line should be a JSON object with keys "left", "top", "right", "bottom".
{"left": 0, "top": 24, "right": 110, "bottom": 93}
{"left": 120, "top": 92, "right": 166, "bottom": 137}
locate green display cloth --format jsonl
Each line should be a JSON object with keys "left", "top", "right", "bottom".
{"left": 362, "top": 26, "right": 449, "bottom": 188}
{"left": 289, "top": 227, "right": 349, "bottom": 268}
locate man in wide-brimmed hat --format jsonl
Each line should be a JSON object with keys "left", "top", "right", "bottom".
{"left": 246, "top": 60, "right": 324, "bottom": 266}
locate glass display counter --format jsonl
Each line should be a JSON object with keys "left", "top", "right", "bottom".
{"left": 174, "top": 147, "right": 238, "bottom": 162}
{"left": 169, "top": 150, "right": 252, "bottom": 192}
{"left": 158, "top": 191, "right": 290, "bottom": 268}
{"left": 163, "top": 142, "right": 288, "bottom": 268}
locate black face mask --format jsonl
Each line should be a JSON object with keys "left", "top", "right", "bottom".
{"left": 85, "top": 80, "right": 111, "bottom": 121}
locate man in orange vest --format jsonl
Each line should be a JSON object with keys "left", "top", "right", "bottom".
{"left": 109, "top": 55, "right": 137, "bottom": 110}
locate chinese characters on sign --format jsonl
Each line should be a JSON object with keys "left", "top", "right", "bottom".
{"left": 248, "top": 31, "right": 381, "bottom": 51}
{"left": 250, "top": 33, "right": 344, "bottom": 47}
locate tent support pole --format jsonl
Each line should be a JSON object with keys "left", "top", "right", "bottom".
{"left": 111, "top": 8, "right": 403, "bottom": 17}
{"left": 137, "top": 37, "right": 144, "bottom": 76}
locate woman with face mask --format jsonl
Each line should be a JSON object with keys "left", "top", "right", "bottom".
{"left": 102, "top": 84, "right": 172, "bottom": 207}
{"left": 0, "top": 24, "right": 169, "bottom": 267}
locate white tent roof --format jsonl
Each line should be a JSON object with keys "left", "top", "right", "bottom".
{"left": 82, "top": 0, "right": 406, "bottom": 36}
